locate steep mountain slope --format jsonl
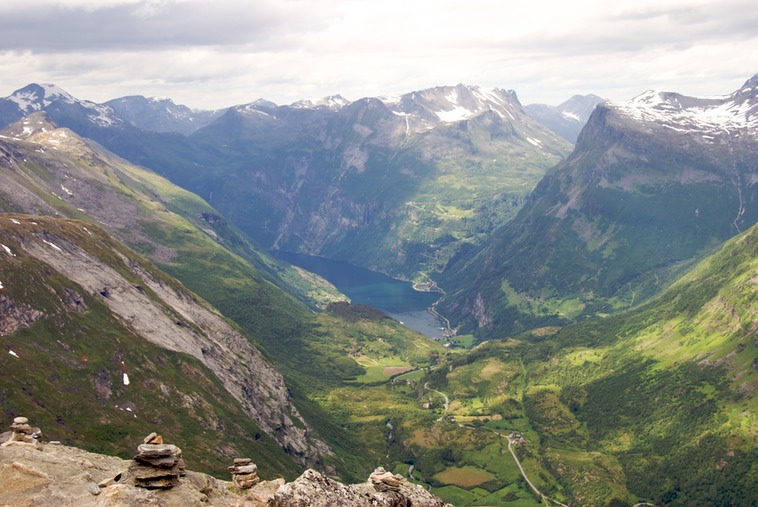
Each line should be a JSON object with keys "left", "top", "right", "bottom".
{"left": 105, "top": 95, "right": 227, "bottom": 135}
{"left": 441, "top": 75, "right": 758, "bottom": 338}
{"left": 525, "top": 94, "right": 606, "bottom": 142}
{"left": 0, "top": 114, "right": 339, "bottom": 468}
{"left": 0, "top": 112, "right": 342, "bottom": 309}
{"left": 0, "top": 215, "right": 304, "bottom": 478}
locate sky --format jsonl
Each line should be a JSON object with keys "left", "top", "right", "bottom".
{"left": 0, "top": 0, "right": 756, "bottom": 110}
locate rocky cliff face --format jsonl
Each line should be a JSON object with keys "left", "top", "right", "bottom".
{"left": 0, "top": 216, "right": 330, "bottom": 469}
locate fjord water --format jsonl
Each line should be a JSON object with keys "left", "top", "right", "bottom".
{"left": 277, "top": 252, "right": 445, "bottom": 339}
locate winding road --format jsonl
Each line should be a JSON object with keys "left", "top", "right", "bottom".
{"left": 422, "top": 382, "right": 568, "bottom": 507}
{"left": 423, "top": 381, "right": 449, "bottom": 422}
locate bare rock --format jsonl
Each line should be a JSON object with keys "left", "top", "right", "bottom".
{"left": 270, "top": 469, "right": 453, "bottom": 507}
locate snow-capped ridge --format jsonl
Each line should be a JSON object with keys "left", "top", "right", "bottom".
{"left": 383, "top": 84, "right": 522, "bottom": 127}
{"left": 611, "top": 78, "right": 758, "bottom": 138}
{"left": 291, "top": 94, "right": 350, "bottom": 111}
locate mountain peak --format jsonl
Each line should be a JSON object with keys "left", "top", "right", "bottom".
{"left": 742, "top": 73, "right": 758, "bottom": 89}
{"left": 388, "top": 84, "right": 522, "bottom": 126}
{"left": 8, "top": 83, "right": 75, "bottom": 113}
{"left": 0, "top": 111, "right": 58, "bottom": 139}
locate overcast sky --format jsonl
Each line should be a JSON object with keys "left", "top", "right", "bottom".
{"left": 1, "top": 0, "right": 756, "bottom": 109}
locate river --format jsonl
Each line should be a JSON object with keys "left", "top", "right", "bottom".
{"left": 276, "top": 252, "right": 446, "bottom": 340}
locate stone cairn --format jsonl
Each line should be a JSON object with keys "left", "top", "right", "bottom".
{"left": 228, "top": 457, "right": 260, "bottom": 489}
{"left": 130, "top": 432, "right": 185, "bottom": 489}
{"left": 1, "top": 416, "right": 42, "bottom": 447}
{"left": 369, "top": 466, "right": 407, "bottom": 492}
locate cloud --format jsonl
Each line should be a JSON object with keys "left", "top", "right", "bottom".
{"left": 0, "top": 0, "right": 334, "bottom": 51}
{"left": 0, "top": 0, "right": 755, "bottom": 109}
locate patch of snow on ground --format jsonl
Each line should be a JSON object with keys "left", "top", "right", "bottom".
{"left": 9, "top": 350, "right": 18, "bottom": 358}
{"left": 42, "top": 239, "right": 63, "bottom": 252}
{"left": 61, "top": 185, "right": 73, "bottom": 196}
{"left": 0, "top": 281, "right": 3, "bottom": 289}
{"left": 123, "top": 373, "right": 130, "bottom": 386}
{"left": 22, "top": 126, "right": 33, "bottom": 136}
{"left": 380, "top": 95, "right": 402, "bottom": 106}
{"left": 562, "top": 111, "right": 581, "bottom": 121}
{"left": 437, "top": 106, "right": 475, "bottom": 122}
{"left": 1, "top": 244, "right": 15, "bottom": 256}
{"left": 527, "top": 137, "right": 543, "bottom": 148}
{"left": 10, "top": 219, "right": 21, "bottom": 224}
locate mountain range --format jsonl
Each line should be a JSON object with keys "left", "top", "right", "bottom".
{"left": 1, "top": 75, "right": 756, "bottom": 506}
{"left": 0, "top": 83, "right": 575, "bottom": 282}
{"left": 440, "top": 74, "right": 758, "bottom": 338}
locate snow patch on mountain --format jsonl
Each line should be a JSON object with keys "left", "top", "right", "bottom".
{"left": 42, "top": 239, "right": 63, "bottom": 252}
{"left": 526, "top": 137, "right": 543, "bottom": 148}
{"left": 437, "top": 105, "right": 476, "bottom": 122}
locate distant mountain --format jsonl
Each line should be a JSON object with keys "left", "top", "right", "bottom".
{"left": 441, "top": 75, "right": 758, "bottom": 338}
{"left": 105, "top": 95, "right": 228, "bottom": 135}
{"left": 525, "top": 94, "right": 606, "bottom": 142}
{"left": 181, "top": 84, "right": 572, "bottom": 279}
{"left": 290, "top": 94, "right": 350, "bottom": 111}
{"left": 0, "top": 83, "right": 126, "bottom": 130}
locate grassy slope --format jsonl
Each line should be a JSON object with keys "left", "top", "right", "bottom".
{"left": 417, "top": 224, "right": 757, "bottom": 506}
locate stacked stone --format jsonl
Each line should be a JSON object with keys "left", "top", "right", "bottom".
{"left": 130, "top": 432, "right": 185, "bottom": 489}
{"left": 228, "top": 457, "right": 260, "bottom": 489}
{"left": 369, "top": 466, "right": 406, "bottom": 492}
{"left": 1, "top": 416, "right": 41, "bottom": 446}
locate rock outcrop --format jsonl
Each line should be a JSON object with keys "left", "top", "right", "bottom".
{"left": 0, "top": 438, "right": 452, "bottom": 507}
{"left": 270, "top": 468, "right": 453, "bottom": 507}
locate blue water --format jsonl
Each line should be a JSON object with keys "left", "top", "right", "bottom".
{"left": 277, "top": 252, "right": 445, "bottom": 339}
